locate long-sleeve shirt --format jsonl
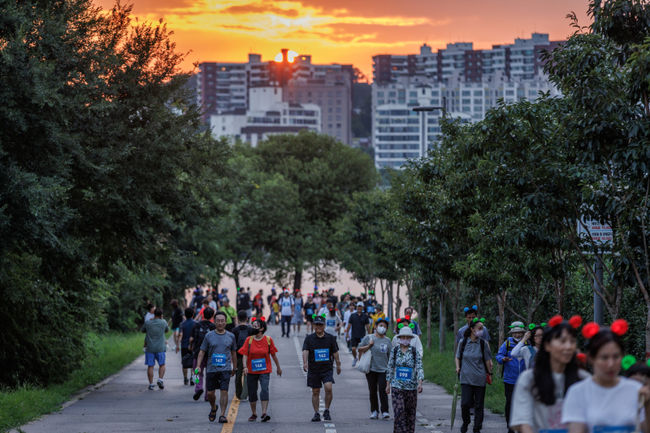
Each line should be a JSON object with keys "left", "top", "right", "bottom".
{"left": 387, "top": 345, "right": 424, "bottom": 390}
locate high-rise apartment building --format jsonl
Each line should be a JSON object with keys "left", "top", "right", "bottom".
{"left": 198, "top": 50, "right": 353, "bottom": 144}
{"left": 373, "top": 33, "right": 561, "bottom": 84}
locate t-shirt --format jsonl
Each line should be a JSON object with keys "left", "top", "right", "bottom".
{"left": 237, "top": 292, "right": 251, "bottom": 310}
{"left": 325, "top": 313, "right": 342, "bottom": 336}
{"left": 456, "top": 337, "right": 492, "bottom": 387}
{"left": 304, "top": 302, "right": 316, "bottom": 317}
{"left": 237, "top": 335, "right": 278, "bottom": 374}
{"left": 171, "top": 308, "right": 183, "bottom": 329}
{"left": 141, "top": 318, "right": 169, "bottom": 353}
{"left": 562, "top": 377, "right": 644, "bottom": 432}
{"left": 144, "top": 312, "right": 154, "bottom": 322}
{"left": 348, "top": 312, "right": 370, "bottom": 339}
{"left": 200, "top": 330, "right": 237, "bottom": 373}
{"left": 511, "top": 368, "right": 590, "bottom": 432}
{"left": 220, "top": 305, "right": 236, "bottom": 324}
{"left": 232, "top": 324, "right": 251, "bottom": 351}
{"left": 303, "top": 332, "right": 339, "bottom": 373}
{"left": 180, "top": 318, "right": 195, "bottom": 349}
{"left": 360, "top": 335, "right": 392, "bottom": 373}
{"left": 280, "top": 296, "right": 294, "bottom": 316}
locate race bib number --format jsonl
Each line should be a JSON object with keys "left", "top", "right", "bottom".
{"left": 367, "top": 306, "right": 375, "bottom": 313}
{"left": 314, "top": 348, "right": 330, "bottom": 362}
{"left": 251, "top": 358, "right": 267, "bottom": 372}
{"left": 396, "top": 367, "right": 413, "bottom": 381}
{"left": 211, "top": 353, "right": 227, "bottom": 368}
{"left": 326, "top": 319, "right": 336, "bottom": 327}
{"left": 593, "top": 427, "right": 634, "bottom": 433}
{"left": 306, "top": 308, "right": 314, "bottom": 315}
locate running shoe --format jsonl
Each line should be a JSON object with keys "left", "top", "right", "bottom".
{"left": 352, "top": 359, "right": 357, "bottom": 367}
{"left": 261, "top": 414, "right": 271, "bottom": 422}
{"left": 193, "top": 389, "right": 203, "bottom": 400}
{"left": 311, "top": 412, "right": 321, "bottom": 422}
{"left": 148, "top": 384, "right": 155, "bottom": 390}
{"left": 382, "top": 412, "right": 390, "bottom": 419}
{"left": 157, "top": 379, "right": 164, "bottom": 389}
{"left": 323, "top": 409, "right": 331, "bottom": 421}
{"left": 183, "top": 377, "right": 189, "bottom": 386}
{"left": 369, "top": 411, "right": 378, "bottom": 419}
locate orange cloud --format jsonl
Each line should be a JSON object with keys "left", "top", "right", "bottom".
{"left": 93, "top": 0, "right": 591, "bottom": 79}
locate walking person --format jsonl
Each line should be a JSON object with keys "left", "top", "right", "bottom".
{"left": 386, "top": 324, "right": 424, "bottom": 433}
{"left": 179, "top": 307, "right": 196, "bottom": 385}
{"left": 324, "top": 303, "right": 342, "bottom": 337}
{"left": 280, "top": 290, "right": 294, "bottom": 338}
{"left": 141, "top": 308, "right": 169, "bottom": 390}
{"left": 292, "top": 291, "right": 304, "bottom": 336}
{"left": 189, "top": 307, "right": 215, "bottom": 401}
{"left": 455, "top": 317, "right": 493, "bottom": 433}
{"left": 511, "top": 324, "right": 545, "bottom": 370}
{"left": 196, "top": 311, "right": 237, "bottom": 424}
{"left": 220, "top": 297, "right": 237, "bottom": 332}
{"left": 232, "top": 310, "right": 251, "bottom": 401}
{"left": 511, "top": 317, "right": 586, "bottom": 433}
{"left": 170, "top": 299, "right": 184, "bottom": 352}
{"left": 345, "top": 302, "right": 370, "bottom": 367}
{"left": 497, "top": 321, "right": 527, "bottom": 433}
{"left": 391, "top": 318, "right": 424, "bottom": 358}
{"left": 456, "top": 305, "right": 491, "bottom": 346}
{"left": 240, "top": 317, "right": 282, "bottom": 422}
{"left": 304, "top": 294, "right": 316, "bottom": 334}
{"left": 303, "top": 315, "right": 342, "bottom": 422}
{"left": 359, "top": 318, "right": 392, "bottom": 420}
{"left": 562, "top": 319, "right": 650, "bottom": 433}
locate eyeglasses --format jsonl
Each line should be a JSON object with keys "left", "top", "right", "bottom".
{"left": 397, "top": 323, "right": 415, "bottom": 330}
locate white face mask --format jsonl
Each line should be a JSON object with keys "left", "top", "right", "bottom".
{"left": 376, "top": 326, "right": 386, "bottom": 335}
{"left": 474, "top": 329, "right": 484, "bottom": 338}
{"left": 399, "top": 338, "right": 411, "bottom": 346}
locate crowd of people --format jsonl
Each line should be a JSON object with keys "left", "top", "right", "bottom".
{"left": 140, "top": 287, "right": 650, "bottom": 433}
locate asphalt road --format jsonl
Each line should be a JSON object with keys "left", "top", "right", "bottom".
{"left": 15, "top": 324, "right": 505, "bottom": 433}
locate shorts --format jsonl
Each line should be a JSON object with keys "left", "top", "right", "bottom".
{"left": 305, "top": 315, "right": 314, "bottom": 322}
{"left": 172, "top": 327, "right": 180, "bottom": 333}
{"left": 206, "top": 371, "right": 231, "bottom": 392}
{"left": 307, "top": 369, "right": 335, "bottom": 388}
{"left": 145, "top": 352, "right": 166, "bottom": 366}
{"left": 350, "top": 337, "right": 362, "bottom": 348}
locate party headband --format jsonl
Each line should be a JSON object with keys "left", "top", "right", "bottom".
{"left": 546, "top": 315, "right": 583, "bottom": 329}
{"left": 581, "top": 319, "right": 629, "bottom": 339}
{"left": 397, "top": 322, "right": 415, "bottom": 330}
{"left": 527, "top": 322, "right": 548, "bottom": 330}
{"left": 252, "top": 316, "right": 266, "bottom": 322}
{"left": 621, "top": 354, "right": 650, "bottom": 371}
{"left": 472, "top": 317, "right": 486, "bottom": 324}
{"left": 312, "top": 313, "right": 327, "bottom": 319}
{"left": 463, "top": 305, "right": 478, "bottom": 313}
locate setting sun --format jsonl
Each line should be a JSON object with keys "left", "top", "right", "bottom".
{"left": 274, "top": 49, "right": 299, "bottom": 62}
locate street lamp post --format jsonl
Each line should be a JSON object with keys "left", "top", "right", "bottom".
{"left": 412, "top": 97, "right": 447, "bottom": 158}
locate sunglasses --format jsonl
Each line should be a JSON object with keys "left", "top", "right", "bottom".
{"left": 464, "top": 305, "right": 478, "bottom": 313}
{"left": 397, "top": 323, "right": 415, "bottom": 330}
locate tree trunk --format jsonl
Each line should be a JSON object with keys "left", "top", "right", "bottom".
{"left": 438, "top": 289, "right": 446, "bottom": 352}
{"left": 496, "top": 290, "right": 507, "bottom": 347}
{"left": 388, "top": 280, "right": 394, "bottom": 324}
{"left": 395, "top": 283, "right": 402, "bottom": 318}
{"left": 233, "top": 264, "right": 241, "bottom": 290}
{"left": 294, "top": 268, "right": 302, "bottom": 291}
{"left": 427, "top": 294, "right": 433, "bottom": 350}
{"left": 450, "top": 280, "right": 461, "bottom": 353}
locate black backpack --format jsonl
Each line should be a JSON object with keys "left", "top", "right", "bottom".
{"left": 233, "top": 325, "right": 251, "bottom": 351}
{"left": 192, "top": 321, "right": 215, "bottom": 357}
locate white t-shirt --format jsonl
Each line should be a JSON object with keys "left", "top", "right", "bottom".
{"left": 511, "top": 369, "right": 590, "bottom": 432}
{"left": 144, "top": 312, "right": 154, "bottom": 322}
{"left": 325, "top": 314, "right": 342, "bottom": 336}
{"left": 562, "top": 377, "right": 643, "bottom": 432}
{"left": 280, "top": 296, "right": 294, "bottom": 316}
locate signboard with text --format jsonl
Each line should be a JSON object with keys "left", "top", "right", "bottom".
{"left": 577, "top": 218, "right": 613, "bottom": 246}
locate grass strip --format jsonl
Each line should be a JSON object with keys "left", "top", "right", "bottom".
{"left": 0, "top": 332, "right": 143, "bottom": 432}
{"left": 421, "top": 328, "right": 507, "bottom": 415}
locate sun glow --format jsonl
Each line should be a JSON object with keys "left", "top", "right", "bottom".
{"left": 274, "top": 49, "right": 299, "bottom": 62}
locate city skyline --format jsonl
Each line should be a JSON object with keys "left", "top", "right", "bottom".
{"left": 92, "top": 0, "right": 591, "bottom": 80}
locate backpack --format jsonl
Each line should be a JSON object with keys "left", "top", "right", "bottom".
{"left": 192, "top": 321, "right": 214, "bottom": 356}
{"left": 233, "top": 325, "right": 251, "bottom": 350}
{"left": 458, "top": 337, "right": 489, "bottom": 376}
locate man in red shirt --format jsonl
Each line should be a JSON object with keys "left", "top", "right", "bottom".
{"left": 238, "top": 317, "right": 282, "bottom": 422}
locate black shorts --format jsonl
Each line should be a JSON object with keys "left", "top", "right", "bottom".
{"left": 181, "top": 348, "right": 192, "bottom": 357}
{"left": 206, "top": 371, "right": 231, "bottom": 392}
{"left": 307, "top": 369, "right": 335, "bottom": 388}
{"left": 305, "top": 315, "right": 314, "bottom": 322}
{"left": 350, "top": 337, "right": 362, "bottom": 348}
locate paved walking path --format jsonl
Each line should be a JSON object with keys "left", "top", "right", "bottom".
{"left": 15, "top": 325, "right": 505, "bottom": 433}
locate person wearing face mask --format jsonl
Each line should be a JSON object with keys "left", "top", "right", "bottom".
{"left": 359, "top": 318, "right": 393, "bottom": 420}
{"left": 511, "top": 324, "right": 545, "bottom": 370}
{"left": 324, "top": 303, "right": 342, "bottom": 336}
{"left": 455, "top": 318, "right": 493, "bottom": 433}
{"left": 239, "top": 317, "right": 282, "bottom": 422}
{"left": 497, "top": 321, "right": 528, "bottom": 433}
{"left": 511, "top": 317, "right": 588, "bottom": 433}
{"left": 391, "top": 318, "right": 424, "bottom": 358}
{"left": 386, "top": 325, "right": 424, "bottom": 433}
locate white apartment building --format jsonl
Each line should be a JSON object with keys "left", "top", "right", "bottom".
{"left": 373, "top": 76, "right": 559, "bottom": 169}
{"left": 210, "top": 87, "right": 321, "bottom": 146}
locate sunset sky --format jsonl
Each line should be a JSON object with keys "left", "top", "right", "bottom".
{"left": 93, "top": 0, "right": 591, "bottom": 81}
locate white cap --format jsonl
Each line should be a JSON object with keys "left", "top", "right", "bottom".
{"left": 397, "top": 327, "right": 415, "bottom": 338}
{"left": 356, "top": 302, "right": 365, "bottom": 307}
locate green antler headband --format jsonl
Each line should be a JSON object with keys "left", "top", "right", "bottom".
{"left": 397, "top": 322, "right": 415, "bottom": 329}
{"left": 472, "top": 317, "right": 486, "bottom": 324}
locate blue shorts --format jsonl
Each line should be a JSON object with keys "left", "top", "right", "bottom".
{"left": 145, "top": 352, "right": 166, "bottom": 366}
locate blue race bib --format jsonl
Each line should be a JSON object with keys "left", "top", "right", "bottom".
{"left": 593, "top": 427, "right": 634, "bottom": 433}
{"left": 326, "top": 319, "right": 336, "bottom": 327}
{"left": 396, "top": 367, "right": 413, "bottom": 380}
{"left": 211, "top": 353, "right": 227, "bottom": 368}
{"left": 306, "top": 308, "right": 314, "bottom": 315}
{"left": 314, "top": 348, "right": 330, "bottom": 362}
{"left": 367, "top": 306, "right": 375, "bottom": 313}
{"left": 251, "top": 358, "right": 267, "bottom": 372}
